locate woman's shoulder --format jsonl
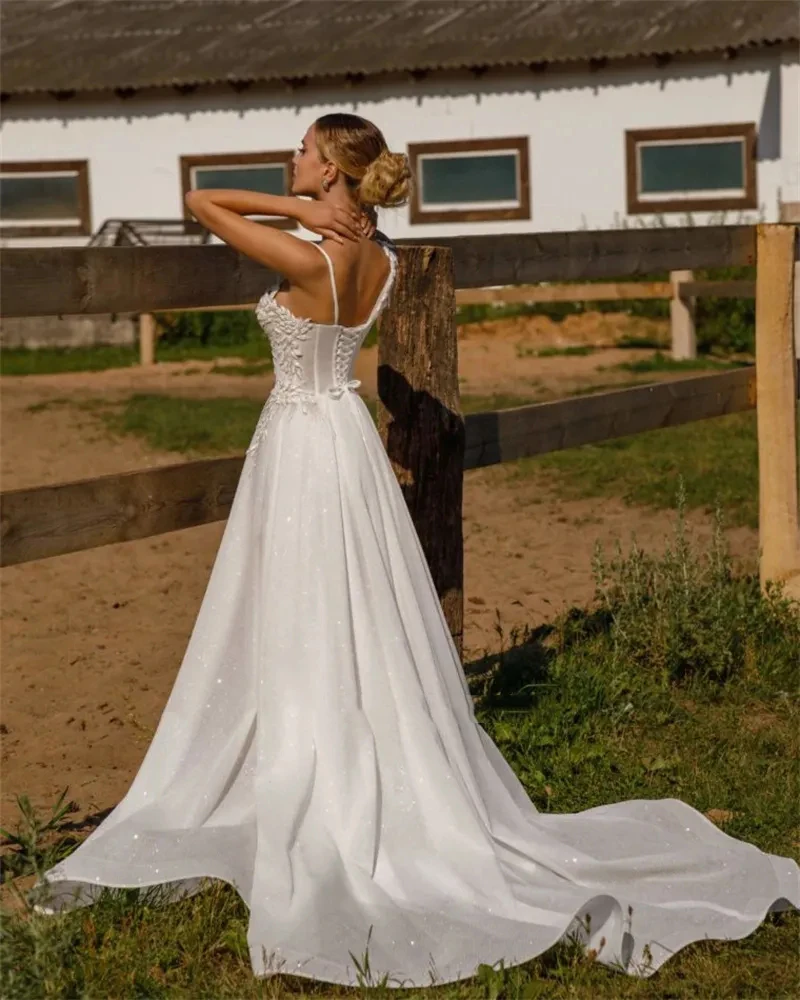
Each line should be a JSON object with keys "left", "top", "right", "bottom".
{"left": 319, "top": 235, "right": 393, "bottom": 273}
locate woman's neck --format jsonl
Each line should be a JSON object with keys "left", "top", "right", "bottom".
{"left": 322, "top": 186, "right": 375, "bottom": 225}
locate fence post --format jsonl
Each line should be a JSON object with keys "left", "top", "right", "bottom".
{"left": 795, "top": 258, "right": 800, "bottom": 360}
{"left": 670, "top": 269, "right": 696, "bottom": 360}
{"left": 139, "top": 312, "right": 156, "bottom": 366}
{"left": 755, "top": 223, "right": 800, "bottom": 600}
{"left": 377, "top": 246, "right": 465, "bottom": 659}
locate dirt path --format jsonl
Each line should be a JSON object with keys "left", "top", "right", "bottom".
{"left": 0, "top": 316, "right": 757, "bottom": 835}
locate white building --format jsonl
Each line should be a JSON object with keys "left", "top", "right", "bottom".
{"left": 1, "top": 0, "right": 798, "bottom": 249}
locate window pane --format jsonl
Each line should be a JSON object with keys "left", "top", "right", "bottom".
{"left": 420, "top": 153, "right": 518, "bottom": 205}
{"left": 639, "top": 140, "right": 745, "bottom": 194}
{"left": 0, "top": 173, "right": 80, "bottom": 221}
{"left": 193, "top": 164, "right": 285, "bottom": 194}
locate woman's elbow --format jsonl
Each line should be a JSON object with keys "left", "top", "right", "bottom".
{"left": 184, "top": 189, "right": 202, "bottom": 217}
{"left": 185, "top": 190, "right": 222, "bottom": 230}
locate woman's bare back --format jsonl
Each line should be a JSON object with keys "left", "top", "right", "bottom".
{"left": 275, "top": 237, "right": 390, "bottom": 327}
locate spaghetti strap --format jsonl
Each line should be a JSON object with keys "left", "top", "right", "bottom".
{"left": 311, "top": 242, "right": 339, "bottom": 326}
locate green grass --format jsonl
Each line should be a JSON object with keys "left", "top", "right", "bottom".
{"left": 0, "top": 339, "right": 274, "bottom": 377}
{"left": 29, "top": 394, "right": 266, "bottom": 456}
{"left": 0, "top": 344, "right": 142, "bottom": 376}
{"left": 615, "top": 334, "right": 665, "bottom": 350}
{"left": 2, "top": 500, "right": 798, "bottom": 997}
{"left": 516, "top": 345, "right": 596, "bottom": 359}
{"left": 100, "top": 394, "right": 266, "bottom": 456}
{"left": 511, "top": 410, "right": 762, "bottom": 528}
{"left": 612, "top": 351, "right": 750, "bottom": 374}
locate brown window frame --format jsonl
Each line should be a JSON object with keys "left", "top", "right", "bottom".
{"left": 0, "top": 160, "right": 91, "bottom": 237}
{"left": 407, "top": 137, "right": 530, "bottom": 225}
{"left": 625, "top": 123, "right": 757, "bottom": 215}
{"left": 180, "top": 151, "right": 297, "bottom": 230}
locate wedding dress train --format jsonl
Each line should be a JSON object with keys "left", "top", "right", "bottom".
{"left": 34, "top": 238, "right": 798, "bottom": 988}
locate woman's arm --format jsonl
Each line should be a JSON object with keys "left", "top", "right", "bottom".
{"left": 184, "top": 189, "right": 365, "bottom": 287}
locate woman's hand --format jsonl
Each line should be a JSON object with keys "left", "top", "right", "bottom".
{"left": 294, "top": 200, "right": 370, "bottom": 244}
{"left": 361, "top": 209, "right": 377, "bottom": 240}
{"left": 183, "top": 187, "right": 380, "bottom": 286}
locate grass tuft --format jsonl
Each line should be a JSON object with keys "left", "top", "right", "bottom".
{"left": 516, "top": 345, "right": 596, "bottom": 359}
{"left": 0, "top": 789, "right": 81, "bottom": 883}
{"left": 100, "top": 394, "right": 267, "bottom": 456}
{"left": 614, "top": 351, "right": 749, "bottom": 374}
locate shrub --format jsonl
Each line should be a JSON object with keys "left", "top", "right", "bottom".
{"left": 154, "top": 310, "right": 263, "bottom": 347}
{"left": 694, "top": 266, "right": 756, "bottom": 355}
{"left": 589, "top": 482, "right": 797, "bottom": 687}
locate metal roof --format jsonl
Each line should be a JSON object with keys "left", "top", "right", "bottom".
{"left": 1, "top": 0, "right": 797, "bottom": 97}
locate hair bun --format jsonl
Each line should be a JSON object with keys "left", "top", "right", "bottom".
{"left": 358, "top": 150, "right": 412, "bottom": 209}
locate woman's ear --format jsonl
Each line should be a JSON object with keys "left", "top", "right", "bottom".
{"left": 322, "top": 162, "right": 338, "bottom": 190}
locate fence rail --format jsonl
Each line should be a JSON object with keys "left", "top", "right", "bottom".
{"left": 0, "top": 226, "right": 756, "bottom": 318}
{"left": 454, "top": 278, "right": 754, "bottom": 306}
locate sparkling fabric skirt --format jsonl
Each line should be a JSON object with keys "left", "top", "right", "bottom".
{"left": 35, "top": 389, "right": 799, "bottom": 988}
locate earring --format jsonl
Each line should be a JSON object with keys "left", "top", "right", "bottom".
{"left": 322, "top": 178, "right": 330, "bottom": 192}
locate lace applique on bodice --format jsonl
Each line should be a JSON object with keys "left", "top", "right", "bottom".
{"left": 246, "top": 239, "right": 397, "bottom": 457}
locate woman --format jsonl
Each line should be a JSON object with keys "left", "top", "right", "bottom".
{"left": 34, "top": 114, "right": 798, "bottom": 989}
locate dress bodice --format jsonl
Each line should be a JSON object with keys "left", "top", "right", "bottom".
{"left": 254, "top": 238, "right": 397, "bottom": 406}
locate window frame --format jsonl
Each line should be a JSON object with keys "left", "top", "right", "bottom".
{"left": 0, "top": 160, "right": 91, "bottom": 237}
{"left": 407, "top": 137, "right": 530, "bottom": 225}
{"left": 625, "top": 123, "right": 757, "bottom": 215}
{"left": 180, "top": 151, "right": 297, "bottom": 229}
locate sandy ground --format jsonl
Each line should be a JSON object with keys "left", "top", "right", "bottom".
{"left": 0, "top": 313, "right": 757, "bottom": 849}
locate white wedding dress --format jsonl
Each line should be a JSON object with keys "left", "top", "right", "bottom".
{"left": 35, "top": 237, "right": 798, "bottom": 988}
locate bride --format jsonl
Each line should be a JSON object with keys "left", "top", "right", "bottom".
{"left": 33, "top": 113, "right": 798, "bottom": 988}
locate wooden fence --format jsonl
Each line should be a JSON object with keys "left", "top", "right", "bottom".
{"left": 135, "top": 273, "right": 754, "bottom": 367}
{"left": 1, "top": 225, "right": 798, "bottom": 656}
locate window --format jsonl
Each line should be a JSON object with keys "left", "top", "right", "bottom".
{"left": 0, "top": 160, "right": 91, "bottom": 237}
{"left": 408, "top": 138, "right": 530, "bottom": 224}
{"left": 180, "top": 151, "right": 296, "bottom": 228}
{"left": 625, "top": 124, "right": 756, "bottom": 214}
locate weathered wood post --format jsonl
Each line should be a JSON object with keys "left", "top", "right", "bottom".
{"left": 670, "top": 269, "right": 696, "bottom": 360}
{"left": 139, "top": 312, "right": 156, "bottom": 366}
{"left": 794, "top": 257, "right": 800, "bottom": 360}
{"left": 377, "top": 246, "right": 465, "bottom": 659}
{"left": 755, "top": 223, "right": 800, "bottom": 601}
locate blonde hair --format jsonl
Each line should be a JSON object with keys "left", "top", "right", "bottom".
{"left": 314, "top": 113, "right": 411, "bottom": 209}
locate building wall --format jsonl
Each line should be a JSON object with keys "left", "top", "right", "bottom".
{"left": 779, "top": 49, "right": 800, "bottom": 216}
{"left": 0, "top": 313, "right": 137, "bottom": 349}
{"left": 0, "top": 47, "right": 793, "bottom": 248}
